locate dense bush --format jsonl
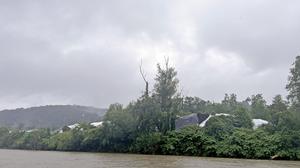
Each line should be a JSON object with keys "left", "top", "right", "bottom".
{"left": 130, "top": 132, "right": 163, "bottom": 154}
{"left": 1, "top": 125, "right": 299, "bottom": 160}
{"left": 161, "top": 126, "right": 216, "bottom": 156}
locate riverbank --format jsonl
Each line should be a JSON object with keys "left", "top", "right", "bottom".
{"left": 1, "top": 149, "right": 299, "bottom": 168}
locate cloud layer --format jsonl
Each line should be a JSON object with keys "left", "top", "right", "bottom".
{"left": 0, "top": 0, "right": 299, "bottom": 109}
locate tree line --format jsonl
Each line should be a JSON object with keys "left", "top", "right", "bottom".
{"left": 0, "top": 56, "right": 300, "bottom": 160}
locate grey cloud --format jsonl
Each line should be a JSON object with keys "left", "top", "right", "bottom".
{"left": 0, "top": 0, "right": 299, "bottom": 109}
{"left": 191, "top": 0, "right": 300, "bottom": 69}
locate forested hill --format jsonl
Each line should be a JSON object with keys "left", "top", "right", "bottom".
{"left": 0, "top": 105, "right": 106, "bottom": 129}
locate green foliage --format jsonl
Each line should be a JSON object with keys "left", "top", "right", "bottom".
{"left": 287, "top": 56, "right": 300, "bottom": 106}
{"left": 153, "top": 60, "right": 180, "bottom": 132}
{"left": 250, "top": 94, "right": 270, "bottom": 120}
{"left": 215, "top": 129, "right": 279, "bottom": 159}
{"left": 183, "top": 96, "right": 207, "bottom": 113}
{"left": 130, "top": 132, "right": 163, "bottom": 154}
{"left": 233, "top": 107, "right": 253, "bottom": 129}
{"left": 203, "top": 102, "right": 226, "bottom": 114}
{"left": 46, "top": 131, "right": 73, "bottom": 150}
{"left": 205, "top": 116, "right": 235, "bottom": 140}
{"left": 221, "top": 93, "right": 238, "bottom": 114}
{"left": 270, "top": 95, "right": 288, "bottom": 113}
{"left": 1, "top": 130, "right": 25, "bottom": 148}
{"left": 161, "top": 126, "right": 216, "bottom": 156}
{"left": 130, "top": 97, "right": 161, "bottom": 134}
{"left": 81, "top": 128, "right": 102, "bottom": 151}
{"left": 46, "top": 128, "right": 84, "bottom": 151}
{"left": 269, "top": 95, "right": 288, "bottom": 126}
{"left": 268, "top": 131, "right": 300, "bottom": 160}
{"left": 0, "top": 127, "right": 10, "bottom": 147}
{"left": 100, "top": 103, "right": 137, "bottom": 152}
{"left": 16, "top": 129, "right": 51, "bottom": 150}
{"left": 153, "top": 61, "right": 179, "bottom": 113}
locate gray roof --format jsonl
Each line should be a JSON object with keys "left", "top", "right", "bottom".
{"left": 175, "top": 113, "right": 209, "bottom": 130}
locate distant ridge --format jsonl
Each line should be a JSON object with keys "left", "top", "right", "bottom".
{"left": 0, "top": 105, "right": 107, "bottom": 129}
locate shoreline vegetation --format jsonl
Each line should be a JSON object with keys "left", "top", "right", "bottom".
{"left": 1, "top": 57, "right": 300, "bottom": 160}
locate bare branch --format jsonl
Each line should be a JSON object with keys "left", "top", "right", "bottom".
{"left": 139, "top": 58, "right": 149, "bottom": 97}
{"left": 163, "top": 56, "right": 169, "bottom": 70}
{"left": 139, "top": 59, "right": 147, "bottom": 83}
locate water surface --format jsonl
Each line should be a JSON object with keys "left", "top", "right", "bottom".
{"left": 0, "top": 149, "right": 299, "bottom": 168}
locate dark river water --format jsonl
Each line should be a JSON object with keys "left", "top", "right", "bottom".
{"left": 0, "top": 149, "right": 299, "bottom": 168}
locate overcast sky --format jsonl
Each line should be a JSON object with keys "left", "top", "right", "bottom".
{"left": 0, "top": 0, "right": 299, "bottom": 110}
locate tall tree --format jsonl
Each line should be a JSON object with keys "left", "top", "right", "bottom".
{"left": 183, "top": 96, "right": 207, "bottom": 113}
{"left": 286, "top": 56, "right": 300, "bottom": 107}
{"left": 130, "top": 98, "right": 161, "bottom": 134}
{"left": 270, "top": 95, "right": 288, "bottom": 113}
{"left": 221, "top": 93, "right": 238, "bottom": 114}
{"left": 154, "top": 59, "right": 179, "bottom": 112}
{"left": 233, "top": 107, "right": 253, "bottom": 129}
{"left": 153, "top": 58, "right": 180, "bottom": 132}
{"left": 250, "top": 94, "right": 270, "bottom": 120}
{"left": 269, "top": 95, "right": 288, "bottom": 126}
{"left": 102, "top": 103, "right": 137, "bottom": 152}
{"left": 222, "top": 93, "right": 237, "bottom": 106}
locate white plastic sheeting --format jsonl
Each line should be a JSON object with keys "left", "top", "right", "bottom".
{"left": 199, "top": 113, "right": 231, "bottom": 127}
{"left": 252, "top": 119, "right": 269, "bottom": 129}
{"left": 67, "top": 123, "right": 80, "bottom": 129}
{"left": 90, "top": 121, "right": 103, "bottom": 127}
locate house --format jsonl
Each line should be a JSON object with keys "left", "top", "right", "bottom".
{"left": 175, "top": 113, "right": 209, "bottom": 130}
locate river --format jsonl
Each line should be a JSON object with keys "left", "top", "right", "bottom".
{"left": 0, "top": 149, "right": 299, "bottom": 168}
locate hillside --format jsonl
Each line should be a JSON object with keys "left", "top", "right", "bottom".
{"left": 0, "top": 105, "right": 106, "bottom": 129}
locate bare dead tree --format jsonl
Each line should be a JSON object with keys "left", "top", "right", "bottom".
{"left": 139, "top": 59, "right": 149, "bottom": 97}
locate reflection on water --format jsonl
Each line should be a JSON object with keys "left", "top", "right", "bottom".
{"left": 0, "top": 149, "right": 299, "bottom": 168}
